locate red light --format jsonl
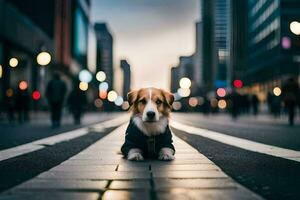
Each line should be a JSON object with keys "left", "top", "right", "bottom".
{"left": 32, "top": 90, "right": 41, "bottom": 100}
{"left": 233, "top": 80, "right": 243, "bottom": 88}
{"left": 216, "top": 88, "right": 226, "bottom": 97}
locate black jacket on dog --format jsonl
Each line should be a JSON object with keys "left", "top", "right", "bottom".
{"left": 121, "top": 120, "right": 175, "bottom": 158}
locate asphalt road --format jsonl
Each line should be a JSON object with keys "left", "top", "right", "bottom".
{"left": 0, "top": 112, "right": 119, "bottom": 150}
{"left": 171, "top": 113, "right": 300, "bottom": 200}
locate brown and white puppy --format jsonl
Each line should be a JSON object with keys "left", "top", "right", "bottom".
{"left": 122, "top": 87, "right": 175, "bottom": 161}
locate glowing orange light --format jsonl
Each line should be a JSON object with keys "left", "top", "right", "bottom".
{"left": 217, "top": 88, "right": 226, "bottom": 97}
{"left": 19, "top": 81, "right": 28, "bottom": 90}
{"left": 99, "top": 91, "right": 107, "bottom": 99}
{"left": 189, "top": 97, "right": 198, "bottom": 107}
{"left": 6, "top": 89, "right": 13, "bottom": 97}
{"left": 32, "top": 90, "right": 41, "bottom": 100}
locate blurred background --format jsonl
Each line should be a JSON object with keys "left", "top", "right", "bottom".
{"left": 0, "top": 0, "right": 299, "bottom": 126}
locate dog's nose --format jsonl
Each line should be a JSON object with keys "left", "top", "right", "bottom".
{"left": 146, "top": 111, "right": 155, "bottom": 119}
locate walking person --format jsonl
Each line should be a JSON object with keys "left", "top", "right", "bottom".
{"left": 46, "top": 72, "right": 67, "bottom": 128}
{"left": 15, "top": 85, "right": 30, "bottom": 123}
{"left": 251, "top": 94, "right": 259, "bottom": 115}
{"left": 67, "top": 81, "right": 87, "bottom": 125}
{"left": 282, "top": 77, "right": 300, "bottom": 125}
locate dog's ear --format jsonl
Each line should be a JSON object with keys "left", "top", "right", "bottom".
{"left": 162, "top": 90, "right": 174, "bottom": 107}
{"left": 127, "top": 90, "right": 138, "bottom": 106}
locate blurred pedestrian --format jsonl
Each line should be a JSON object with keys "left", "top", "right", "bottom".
{"left": 230, "top": 89, "right": 241, "bottom": 119}
{"left": 271, "top": 94, "right": 281, "bottom": 118}
{"left": 67, "top": 81, "right": 87, "bottom": 125}
{"left": 251, "top": 94, "right": 259, "bottom": 115}
{"left": 16, "top": 84, "right": 30, "bottom": 123}
{"left": 282, "top": 77, "right": 299, "bottom": 125}
{"left": 5, "top": 88, "right": 16, "bottom": 123}
{"left": 46, "top": 72, "right": 67, "bottom": 128}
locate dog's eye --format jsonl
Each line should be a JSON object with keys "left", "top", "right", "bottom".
{"left": 156, "top": 100, "right": 162, "bottom": 105}
{"left": 139, "top": 99, "right": 147, "bottom": 104}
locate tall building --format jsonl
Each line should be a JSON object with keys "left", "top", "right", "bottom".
{"left": 213, "top": 0, "right": 231, "bottom": 89}
{"left": 95, "top": 23, "right": 114, "bottom": 89}
{"left": 0, "top": 0, "right": 92, "bottom": 108}
{"left": 120, "top": 60, "right": 131, "bottom": 100}
{"left": 193, "top": 22, "right": 203, "bottom": 94}
{"left": 200, "top": 0, "right": 215, "bottom": 91}
{"left": 170, "top": 66, "right": 179, "bottom": 93}
{"left": 246, "top": 0, "right": 300, "bottom": 95}
{"left": 229, "top": 0, "right": 247, "bottom": 84}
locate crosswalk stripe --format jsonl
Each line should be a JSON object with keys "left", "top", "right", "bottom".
{"left": 171, "top": 120, "right": 300, "bottom": 163}
{"left": 0, "top": 115, "right": 128, "bottom": 162}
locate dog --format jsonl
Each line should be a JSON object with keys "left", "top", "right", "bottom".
{"left": 121, "top": 87, "right": 175, "bottom": 161}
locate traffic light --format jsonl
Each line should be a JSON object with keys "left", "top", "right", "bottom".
{"left": 233, "top": 79, "right": 243, "bottom": 88}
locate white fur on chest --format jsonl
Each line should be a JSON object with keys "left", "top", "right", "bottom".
{"left": 132, "top": 116, "right": 168, "bottom": 136}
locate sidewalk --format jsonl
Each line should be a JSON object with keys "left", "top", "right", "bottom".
{"left": 0, "top": 124, "right": 263, "bottom": 200}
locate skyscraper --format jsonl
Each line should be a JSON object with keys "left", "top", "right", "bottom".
{"left": 246, "top": 0, "right": 300, "bottom": 94}
{"left": 120, "top": 60, "right": 131, "bottom": 100}
{"left": 213, "top": 0, "right": 231, "bottom": 88}
{"left": 95, "top": 23, "right": 114, "bottom": 89}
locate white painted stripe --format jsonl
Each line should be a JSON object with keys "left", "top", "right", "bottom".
{"left": 170, "top": 120, "right": 300, "bottom": 162}
{"left": 0, "top": 115, "right": 129, "bottom": 162}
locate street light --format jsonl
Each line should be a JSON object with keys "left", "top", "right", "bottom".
{"left": 96, "top": 71, "right": 106, "bottom": 82}
{"left": 0, "top": 65, "right": 2, "bottom": 79}
{"left": 290, "top": 21, "right": 300, "bottom": 35}
{"left": 9, "top": 58, "right": 18, "bottom": 68}
{"left": 179, "top": 77, "right": 192, "bottom": 89}
{"left": 107, "top": 90, "right": 118, "bottom": 102}
{"left": 36, "top": 51, "right": 51, "bottom": 66}
{"left": 79, "top": 70, "right": 92, "bottom": 83}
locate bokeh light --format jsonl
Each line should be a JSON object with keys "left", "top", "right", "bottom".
{"left": 172, "top": 101, "right": 182, "bottom": 110}
{"left": 6, "top": 88, "right": 13, "bottom": 97}
{"left": 79, "top": 82, "right": 88, "bottom": 91}
{"left": 233, "top": 79, "right": 243, "bottom": 88}
{"left": 290, "top": 21, "right": 300, "bottom": 35}
{"left": 198, "top": 97, "right": 205, "bottom": 106}
{"left": 281, "top": 37, "right": 291, "bottom": 49}
{"left": 178, "top": 88, "right": 191, "bottom": 97}
{"left": 218, "top": 99, "right": 227, "bottom": 109}
{"left": 179, "top": 77, "right": 192, "bottom": 89}
{"left": 0, "top": 65, "right": 2, "bottom": 79}
{"left": 216, "top": 88, "right": 226, "bottom": 97}
{"left": 36, "top": 51, "right": 51, "bottom": 66}
{"left": 122, "top": 101, "right": 130, "bottom": 110}
{"left": 107, "top": 90, "right": 118, "bottom": 102}
{"left": 99, "top": 82, "right": 109, "bottom": 91}
{"left": 9, "top": 58, "right": 18, "bottom": 68}
{"left": 114, "top": 96, "right": 124, "bottom": 106}
{"left": 96, "top": 71, "right": 106, "bottom": 82}
{"left": 99, "top": 91, "right": 107, "bottom": 99}
{"left": 94, "top": 99, "right": 103, "bottom": 108}
{"left": 79, "top": 70, "right": 92, "bottom": 83}
{"left": 189, "top": 97, "right": 198, "bottom": 107}
{"left": 273, "top": 87, "right": 281, "bottom": 96}
{"left": 19, "top": 81, "right": 28, "bottom": 90}
{"left": 32, "top": 90, "right": 41, "bottom": 100}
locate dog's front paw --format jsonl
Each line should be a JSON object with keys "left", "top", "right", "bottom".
{"left": 158, "top": 148, "right": 175, "bottom": 161}
{"left": 127, "top": 149, "right": 144, "bottom": 161}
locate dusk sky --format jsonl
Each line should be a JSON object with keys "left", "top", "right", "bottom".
{"left": 91, "top": 0, "right": 200, "bottom": 91}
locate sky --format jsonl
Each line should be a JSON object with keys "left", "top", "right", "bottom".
{"left": 91, "top": 0, "right": 200, "bottom": 91}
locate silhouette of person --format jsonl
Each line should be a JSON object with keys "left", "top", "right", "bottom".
{"left": 46, "top": 72, "right": 67, "bottom": 128}
{"left": 67, "top": 81, "right": 87, "bottom": 125}
{"left": 251, "top": 94, "right": 259, "bottom": 115}
{"left": 15, "top": 84, "right": 30, "bottom": 123}
{"left": 282, "top": 77, "right": 299, "bottom": 125}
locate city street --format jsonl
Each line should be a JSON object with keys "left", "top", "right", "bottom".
{"left": 0, "top": 113, "right": 299, "bottom": 199}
